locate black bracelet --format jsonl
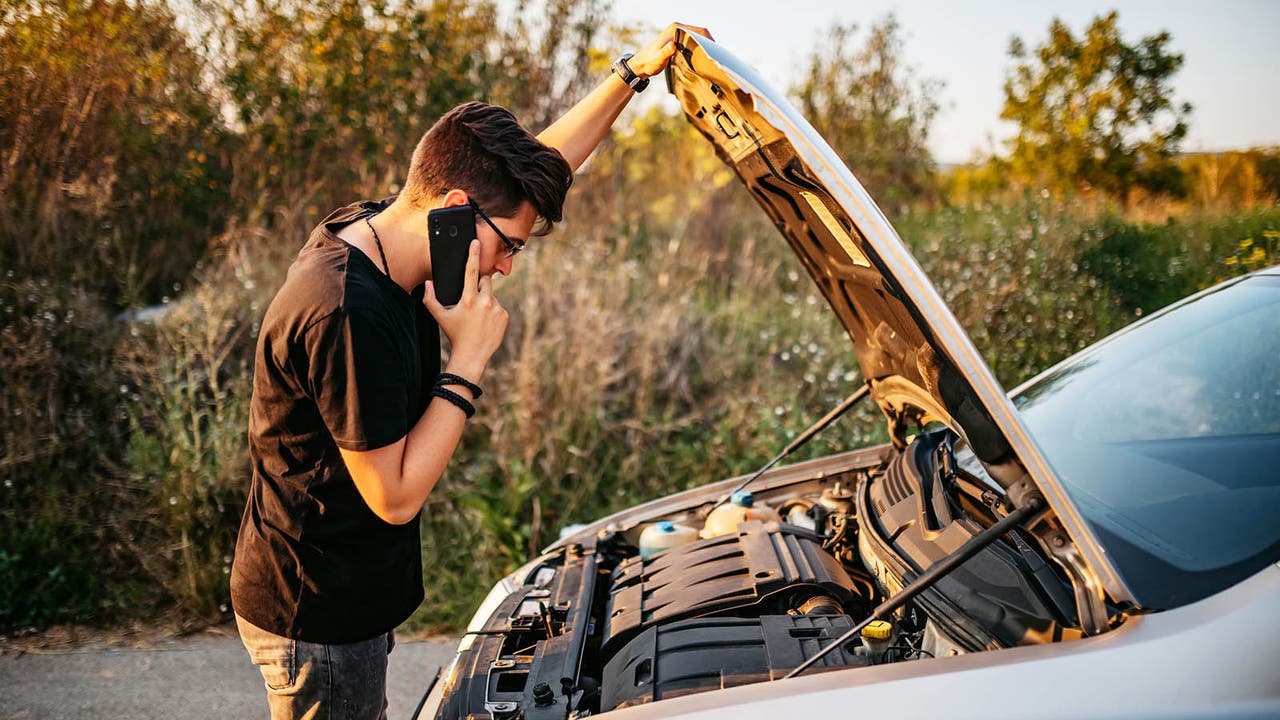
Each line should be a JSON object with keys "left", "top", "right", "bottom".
{"left": 436, "top": 372, "right": 482, "bottom": 399}
{"left": 431, "top": 385, "right": 476, "bottom": 418}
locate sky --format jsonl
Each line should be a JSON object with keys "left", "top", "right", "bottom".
{"left": 611, "top": 0, "right": 1280, "bottom": 165}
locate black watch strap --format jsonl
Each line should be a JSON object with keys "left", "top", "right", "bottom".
{"left": 612, "top": 53, "right": 649, "bottom": 93}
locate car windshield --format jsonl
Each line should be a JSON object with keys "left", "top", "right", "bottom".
{"left": 1012, "top": 273, "right": 1280, "bottom": 609}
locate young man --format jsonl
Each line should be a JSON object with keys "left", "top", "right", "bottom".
{"left": 230, "top": 22, "right": 710, "bottom": 720}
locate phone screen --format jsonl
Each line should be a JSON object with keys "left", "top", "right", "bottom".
{"left": 428, "top": 205, "right": 476, "bottom": 306}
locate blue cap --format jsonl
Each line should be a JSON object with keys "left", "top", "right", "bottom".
{"left": 656, "top": 521, "right": 675, "bottom": 533}
{"left": 730, "top": 490, "right": 755, "bottom": 507}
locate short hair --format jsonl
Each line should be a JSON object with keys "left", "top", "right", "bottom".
{"left": 403, "top": 102, "right": 573, "bottom": 235}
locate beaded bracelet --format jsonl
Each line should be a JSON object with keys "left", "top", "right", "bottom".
{"left": 431, "top": 385, "right": 475, "bottom": 418}
{"left": 436, "top": 372, "right": 482, "bottom": 399}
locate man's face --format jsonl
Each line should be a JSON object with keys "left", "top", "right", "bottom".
{"left": 475, "top": 200, "right": 537, "bottom": 278}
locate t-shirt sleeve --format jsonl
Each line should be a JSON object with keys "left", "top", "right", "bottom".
{"left": 303, "top": 308, "right": 411, "bottom": 451}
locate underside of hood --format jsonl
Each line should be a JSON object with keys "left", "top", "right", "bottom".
{"left": 664, "top": 30, "right": 1134, "bottom": 623}
{"left": 666, "top": 36, "right": 1003, "bottom": 468}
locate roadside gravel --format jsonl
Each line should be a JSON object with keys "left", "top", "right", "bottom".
{"left": 0, "top": 624, "right": 457, "bottom": 720}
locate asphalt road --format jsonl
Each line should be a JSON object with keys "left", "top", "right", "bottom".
{"left": 0, "top": 630, "right": 457, "bottom": 720}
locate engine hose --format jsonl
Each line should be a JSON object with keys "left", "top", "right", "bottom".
{"left": 796, "top": 594, "right": 843, "bottom": 615}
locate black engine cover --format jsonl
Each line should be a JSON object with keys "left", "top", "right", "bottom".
{"left": 602, "top": 521, "right": 858, "bottom": 656}
{"left": 601, "top": 614, "right": 867, "bottom": 710}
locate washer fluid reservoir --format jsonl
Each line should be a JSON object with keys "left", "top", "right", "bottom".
{"left": 638, "top": 521, "right": 700, "bottom": 557}
{"left": 701, "top": 490, "right": 780, "bottom": 538}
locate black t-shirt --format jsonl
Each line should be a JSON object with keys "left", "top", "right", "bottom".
{"left": 230, "top": 198, "right": 440, "bottom": 643}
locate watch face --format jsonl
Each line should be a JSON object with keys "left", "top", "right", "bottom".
{"left": 614, "top": 55, "right": 647, "bottom": 92}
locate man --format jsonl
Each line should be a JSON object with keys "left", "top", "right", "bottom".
{"left": 229, "top": 22, "right": 710, "bottom": 720}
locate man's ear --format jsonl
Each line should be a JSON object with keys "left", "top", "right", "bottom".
{"left": 440, "top": 188, "right": 469, "bottom": 208}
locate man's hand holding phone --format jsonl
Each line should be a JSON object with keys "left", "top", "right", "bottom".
{"left": 423, "top": 240, "right": 508, "bottom": 383}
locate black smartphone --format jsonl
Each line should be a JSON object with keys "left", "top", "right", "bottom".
{"left": 428, "top": 205, "right": 476, "bottom": 306}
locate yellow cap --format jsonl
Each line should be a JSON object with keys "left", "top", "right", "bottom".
{"left": 861, "top": 620, "right": 892, "bottom": 640}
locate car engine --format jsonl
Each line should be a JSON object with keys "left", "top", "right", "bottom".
{"left": 597, "top": 520, "right": 872, "bottom": 710}
{"left": 433, "top": 437, "right": 1079, "bottom": 719}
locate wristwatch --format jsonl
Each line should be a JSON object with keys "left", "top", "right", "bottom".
{"left": 612, "top": 53, "right": 649, "bottom": 93}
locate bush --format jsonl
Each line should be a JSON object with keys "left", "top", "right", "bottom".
{"left": 1083, "top": 206, "right": 1280, "bottom": 316}
{"left": 0, "top": 0, "right": 232, "bottom": 308}
{"left": 0, "top": 277, "right": 138, "bottom": 630}
{"left": 897, "top": 198, "right": 1130, "bottom": 388}
{"left": 115, "top": 228, "right": 288, "bottom": 621}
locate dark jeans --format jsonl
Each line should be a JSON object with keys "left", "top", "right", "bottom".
{"left": 235, "top": 614, "right": 394, "bottom": 720}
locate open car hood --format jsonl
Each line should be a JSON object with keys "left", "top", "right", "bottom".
{"left": 665, "top": 31, "right": 1135, "bottom": 621}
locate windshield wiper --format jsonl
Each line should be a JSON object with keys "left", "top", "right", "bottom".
{"left": 710, "top": 384, "right": 871, "bottom": 511}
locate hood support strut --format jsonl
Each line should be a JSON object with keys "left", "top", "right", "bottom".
{"left": 710, "top": 384, "right": 871, "bottom": 512}
{"left": 784, "top": 497, "right": 1043, "bottom": 679}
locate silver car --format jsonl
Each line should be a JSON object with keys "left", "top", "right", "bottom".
{"left": 420, "top": 30, "right": 1280, "bottom": 720}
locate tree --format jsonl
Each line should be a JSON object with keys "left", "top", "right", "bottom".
{"left": 213, "top": 0, "right": 606, "bottom": 222}
{"left": 216, "top": 0, "right": 502, "bottom": 219}
{"left": 792, "top": 16, "right": 941, "bottom": 210}
{"left": 0, "top": 0, "right": 231, "bottom": 306}
{"left": 493, "top": 0, "right": 611, "bottom": 132}
{"left": 1001, "top": 11, "right": 1192, "bottom": 199}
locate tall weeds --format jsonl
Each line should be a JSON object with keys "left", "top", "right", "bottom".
{"left": 0, "top": 278, "right": 133, "bottom": 628}
{"left": 111, "top": 226, "right": 288, "bottom": 623}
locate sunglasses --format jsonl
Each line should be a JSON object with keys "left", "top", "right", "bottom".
{"left": 468, "top": 199, "right": 525, "bottom": 259}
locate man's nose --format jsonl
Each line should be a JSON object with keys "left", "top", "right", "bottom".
{"left": 494, "top": 254, "right": 513, "bottom": 277}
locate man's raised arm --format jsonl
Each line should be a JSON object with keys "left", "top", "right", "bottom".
{"left": 538, "top": 22, "right": 712, "bottom": 172}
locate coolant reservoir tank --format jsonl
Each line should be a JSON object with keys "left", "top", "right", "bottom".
{"left": 638, "top": 521, "right": 699, "bottom": 558}
{"left": 701, "top": 490, "right": 781, "bottom": 539}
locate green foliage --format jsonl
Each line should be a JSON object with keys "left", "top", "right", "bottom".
{"left": 0, "top": 277, "right": 139, "bottom": 630}
{"left": 1001, "top": 11, "right": 1191, "bottom": 200}
{"left": 115, "top": 230, "right": 286, "bottom": 621}
{"left": 792, "top": 15, "right": 940, "bottom": 211}
{"left": 0, "top": 0, "right": 232, "bottom": 308}
{"left": 1081, "top": 215, "right": 1197, "bottom": 315}
{"left": 1221, "top": 231, "right": 1280, "bottom": 276}
{"left": 898, "top": 199, "right": 1127, "bottom": 387}
{"left": 1083, "top": 207, "right": 1280, "bottom": 314}
{"left": 904, "top": 199, "right": 1280, "bottom": 389}
{"left": 214, "top": 0, "right": 609, "bottom": 228}
{"left": 219, "top": 0, "right": 502, "bottom": 220}
{"left": 947, "top": 148, "right": 1280, "bottom": 213}
{"left": 941, "top": 162, "right": 1014, "bottom": 207}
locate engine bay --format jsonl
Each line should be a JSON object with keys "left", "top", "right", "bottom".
{"left": 432, "top": 432, "right": 1084, "bottom": 719}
